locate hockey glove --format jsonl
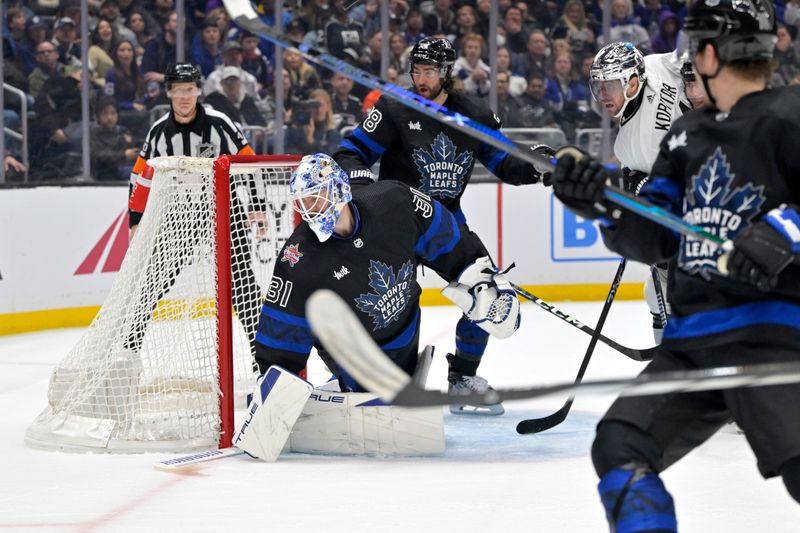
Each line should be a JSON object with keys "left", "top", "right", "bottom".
{"left": 530, "top": 144, "right": 556, "bottom": 186}
{"left": 552, "top": 149, "right": 610, "bottom": 220}
{"left": 441, "top": 256, "right": 521, "bottom": 339}
{"left": 725, "top": 205, "right": 800, "bottom": 292}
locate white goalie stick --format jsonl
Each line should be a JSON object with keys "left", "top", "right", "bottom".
{"left": 154, "top": 448, "right": 246, "bottom": 471}
{"left": 306, "top": 289, "right": 800, "bottom": 407}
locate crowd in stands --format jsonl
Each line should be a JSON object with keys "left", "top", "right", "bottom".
{"left": 3, "top": 0, "right": 800, "bottom": 182}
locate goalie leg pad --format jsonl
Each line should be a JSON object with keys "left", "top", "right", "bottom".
{"left": 233, "top": 366, "right": 313, "bottom": 462}
{"left": 289, "top": 390, "right": 445, "bottom": 456}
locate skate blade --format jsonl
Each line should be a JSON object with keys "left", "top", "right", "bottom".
{"left": 449, "top": 403, "right": 505, "bottom": 416}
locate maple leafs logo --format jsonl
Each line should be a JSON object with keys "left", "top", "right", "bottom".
{"left": 354, "top": 260, "right": 414, "bottom": 330}
{"left": 679, "top": 147, "right": 766, "bottom": 278}
{"left": 412, "top": 133, "right": 474, "bottom": 198}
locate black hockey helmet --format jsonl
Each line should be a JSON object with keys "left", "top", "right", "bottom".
{"left": 683, "top": 0, "right": 776, "bottom": 63}
{"left": 409, "top": 37, "right": 456, "bottom": 73}
{"left": 164, "top": 63, "right": 202, "bottom": 89}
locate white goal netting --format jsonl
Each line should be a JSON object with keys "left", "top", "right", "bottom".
{"left": 26, "top": 155, "right": 300, "bottom": 453}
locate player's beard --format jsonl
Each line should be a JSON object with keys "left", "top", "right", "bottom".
{"left": 413, "top": 80, "right": 445, "bottom": 102}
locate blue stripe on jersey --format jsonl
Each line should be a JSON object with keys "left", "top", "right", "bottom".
{"left": 415, "top": 202, "right": 461, "bottom": 262}
{"left": 640, "top": 176, "right": 684, "bottom": 214}
{"left": 339, "top": 138, "right": 371, "bottom": 166}
{"left": 663, "top": 300, "right": 800, "bottom": 340}
{"left": 483, "top": 149, "right": 508, "bottom": 173}
{"left": 255, "top": 307, "right": 314, "bottom": 353}
{"left": 352, "top": 128, "right": 386, "bottom": 162}
{"left": 380, "top": 309, "right": 420, "bottom": 350}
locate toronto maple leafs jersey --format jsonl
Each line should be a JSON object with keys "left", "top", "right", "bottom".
{"left": 601, "top": 85, "right": 800, "bottom": 350}
{"left": 614, "top": 52, "right": 690, "bottom": 176}
{"left": 333, "top": 91, "right": 540, "bottom": 220}
{"left": 254, "top": 180, "right": 485, "bottom": 381}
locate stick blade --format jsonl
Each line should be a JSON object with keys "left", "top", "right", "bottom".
{"left": 516, "top": 408, "right": 569, "bottom": 434}
{"left": 153, "top": 448, "right": 245, "bottom": 471}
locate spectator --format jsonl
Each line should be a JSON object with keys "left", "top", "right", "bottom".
{"left": 284, "top": 19, "right": 309, "bottom": 48}
{"left": 91, "top": 97, "right": 139, "bottom": 181}
{"left": 324, "top": 0, "right": 367, "bottom": 60}
{"left": 519, "top": 29, "right": 549, "bottom": 80}
{"left": 14, "top": 13, "right": 46, "bottom": 75}
{"left": 497, "top": 45, "right": 527, "bottom": 97}
{"left": 126, "top": 10, "right": 154, "bottom": 57}
{"left": 284, "top": 46, "right": 321, "bottom": 100}
{"left": 518, "top": 73, "right": 558, "bottom": 128}
{"left": 105, "top": 40, "right": 143, "bottom": 106}
{"left": 773, "top": 24, "right": 800, "bottom": 86}
{"left": 207, "top": 7, "right": 233, "bottom": 40}
{"left": 404, "top": 7, "right": 426, "bottom": 45}
{"left": 544, "top": 50, "right": 589, "bottom": 112}
{"left": 29, "top": 41, "right": 72, "bottom": 99}
{"left": 550, "top": 0, "right": 596, "bottom": 61}
{"left": 454, "top": 33, "right": 490, "bottom": 97}
{"left": 299, "top": 0, "right": 334, "bottom": 33}
{"left": 637, "top": 0, "right": 668, "bottom": 36}
{"left": 650, "top": 10, "right": 679, "bottom": 54}
{"left": 365, "top": 30, "right": 384, "bottom": 74}
{"left": 141, "top": 11, "right": 177, "bottom": 86}
{"left": 489, "top": 71, "right": 525, "bottom": 127}
{"left": 205, "top": 67, "right": 267, "bottom": 128}
{"left": 388, "top": 32, "right": 409, "bottom": 72}
{"left": 423, "top": 0, "right": 457, "bottom": 41}
{"left": 118, "top": 0, "right": 158, "bottom": 41}
{"left": 5, "top": 7, "right": 27, "bottom": 62}
{"left": 503, "top": 5, "right": 530, "bottom": 55}
{"left": 88, "top": 19, "right": 117, "bottom": 88}
{"left": 240, "top": 31, "right": 272, "bottom": 94}
{"left": 286, "top": 88, "right": 342, "bottom": 155}
{"left": 192, "top": 19, "right": 223, "bottom": 77}
{"left": 330, "top": 71, "right": 364, "bottom": 130}
{"left": 352, "top": 0, "right": 380, "bottom": 39}
{"left": 151, "top": 0, "right": 175, "bottom": 32}
{"left": 453, "top": 4, "right": 480, "bottom": 50}
{"left": 51, "top": 17, "right": 81, "bottom": 70}
{"left": 204, "top": 40, "right": 260, "bottom": 99}
{"left": 98, "top": 0, "right": 138, "bottom": 46}
{"left": 600, "top": 0, "right": 651, "bottom": 53}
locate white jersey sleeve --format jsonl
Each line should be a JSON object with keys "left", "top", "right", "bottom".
{"left": 614, "top": 52, "right": 689, "bottom": 174}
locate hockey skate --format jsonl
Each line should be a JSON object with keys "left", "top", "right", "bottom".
{"left": 447, "top": 371, "right": 505, "bottom": 416}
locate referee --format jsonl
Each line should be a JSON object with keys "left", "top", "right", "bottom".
{"left": 125, "top": 62, "right": 263, "bottom": 362}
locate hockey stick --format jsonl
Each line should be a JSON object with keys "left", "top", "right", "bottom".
{"left": 511, "top": 283, "right": 656, "bottom": 362}
{"left": 650, "top": 265, "right": 669, "bottom": 332}
{"left": 306, "top": 289, "right": 800, "bottom": 406}
{"left": 154, "top": 447, "right": 246, "bottom": 471}
{"left": 516, "top": 259, "right": 626, "bottom": 434}
{"left": 221, "top": 0, "right": 553, "bottom": 176}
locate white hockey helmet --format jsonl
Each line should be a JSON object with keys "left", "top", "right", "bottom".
{"left": 589, "top": 42, "right": 646, "bottom": 118}
{"left": 289, "top": 153, "right": 352, "bottom": 242}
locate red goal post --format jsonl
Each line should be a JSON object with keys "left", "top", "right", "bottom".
{"left": 26, "top": 154, "right": 302, "bottom": 453}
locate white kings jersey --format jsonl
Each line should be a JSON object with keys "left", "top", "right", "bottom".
{"left": 614, "top": 52, "right": 689, "bottom": 174}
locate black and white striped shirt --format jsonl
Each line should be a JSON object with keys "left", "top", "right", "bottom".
{"left": 128, "top": 103, "right": 254, "bottom": 224}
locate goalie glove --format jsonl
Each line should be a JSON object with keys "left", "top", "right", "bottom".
{"left": 725, "top": 205, "right": 800, "bottom": 291}
{"left": 441, "top": 256, "right": 521, "bottom": 339}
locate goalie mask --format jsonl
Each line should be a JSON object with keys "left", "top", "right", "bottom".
{"left": 589, "top": 42, "right": 646, "bottom": 118}
{"left": 290, "top": 153, "right": 352, "bottom": 242}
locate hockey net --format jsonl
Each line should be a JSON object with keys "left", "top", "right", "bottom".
{"left": 26, "top": 155, "right": 301, "bottom": 453}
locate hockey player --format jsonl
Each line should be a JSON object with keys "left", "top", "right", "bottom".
{"left": 126, "top": 63, "right": 261, "bottom": 357}
{"left": 333, "top": 37, "right": 553, "bottom": 415}
{"left": 551, "top": 0, "right": 800, "bottom": 528}
{"left": 588, "top": 42, "right": 692, "bottom": 342}
{"left": 235, "top": 154, "right": 521, "bottom": 459}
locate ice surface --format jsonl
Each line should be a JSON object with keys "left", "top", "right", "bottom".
{"left": 2, "top": 301, "right": 797, "bottom": 532}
